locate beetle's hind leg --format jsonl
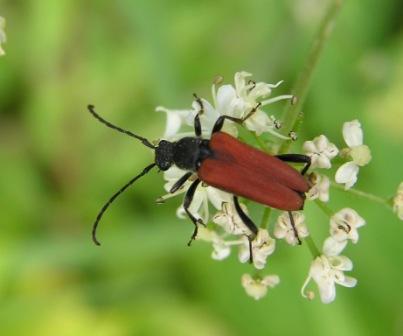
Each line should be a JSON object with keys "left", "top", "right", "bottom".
{"left": 183, "top": 178, "right": 204, "bottom": 246}
{"left": 233, "top": 196, "right": 258, "bottom": 264}
{"left": 288, "top": 211, "right": 302, "bottom": 245}
{"left": 275, "top": 154, "right": 311, "bottom": 175}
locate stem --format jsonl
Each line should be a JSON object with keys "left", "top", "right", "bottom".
{"left": 304, "top": 235, "right": 321, "bottom": 258}
{"left": 314, "top": 199, "right": 334, "bottom": 217}
{"left": 330, "top": 181, "right": 392, "bottom": 208}
{"left": 278, "top": 0, "right": 343, "bottom": 154}
{"left": 260, "top": 207, "right": 272, "bottom": 229}
{"left": 252, "top": 132, "right": 270, "bottom": 153}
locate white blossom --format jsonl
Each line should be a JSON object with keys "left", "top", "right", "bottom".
{"left": 329, "top": 208, "right": 365, "bottom": 244}
{"left": 301, "top": 255, "right": 357, "bottom": 304}
{"left": 0, "top": 17, "right": 6, "bottom": 56}
{"left": 196, "top": 227, "right": 242, "bottom": 261}
{"left": 239, "top": 229, "right": 276, "bottom": 269}
{"left": 303, "top": 135, "right": 339, "bottom": 169}
{"left": 393, "top": 182, "right": 403, "bottom": 220}
{"left": 335, "top": 120, "right": 371, "bottom": 189}
{"left": 241, "top": 273, "right": 280, "bottom": 300}
{"left": 274, "top": 212, "right": 309, "bottom": 245}
{"left": 230, "top": 71, "right": 293, "bottom": 137}
{"left": 306, "top": 172, "right": 330, "bottom": 202}
{"left": 157, "top": 71, "right": 293, "bottom": 142}
{"left": 213, "top": 201, "right": 251, "bottom": 235}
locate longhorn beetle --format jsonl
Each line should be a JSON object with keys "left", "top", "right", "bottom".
{"left": 87, "top": 97, "right": 311, "bottom": 255}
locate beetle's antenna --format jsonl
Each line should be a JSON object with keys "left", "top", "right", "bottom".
{"left": 87, "top": 105, "right": 155, "bottom": 149}
{"left": 92, "top": 163, "right": 156, "bottom": 246}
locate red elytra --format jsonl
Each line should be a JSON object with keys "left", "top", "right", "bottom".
{"left": 198, "top": 132, "right": 309, "bottom": 211}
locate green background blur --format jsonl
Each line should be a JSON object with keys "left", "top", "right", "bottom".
{"left": 1, "top": 0, "right": 402, "bottom": 335}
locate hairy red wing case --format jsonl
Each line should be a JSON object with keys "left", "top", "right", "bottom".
{"left": 197, "top": 132, "right": 308, "bottom": 211}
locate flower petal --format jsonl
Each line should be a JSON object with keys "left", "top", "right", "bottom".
{"left": 156, "top": 106, "right": 193, "bottom": 138}
{"left": 335, "top": 162, "right": 359, "bottom": 189}
{"left": 322, "top": 236, "right": 347, "bottom": 256}
{"left": 343, "top": 120, "right": 363, "bottom": 147}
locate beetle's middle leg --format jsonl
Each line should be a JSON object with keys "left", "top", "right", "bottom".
{"left": 183, "top": 178, "right": 204, "bottom": 246}
{"left": 275, "top": 154, "right": 311, "bottom": 175}
{"left": 233, "top": 196, "right": 258, "bottom": 264}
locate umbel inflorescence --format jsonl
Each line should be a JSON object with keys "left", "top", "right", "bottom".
{"left": 156, "top": 71, "right": 400, "bottom": 303}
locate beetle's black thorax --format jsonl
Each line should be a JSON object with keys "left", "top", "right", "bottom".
{"left": 155, "top": 137, "right": 212, "bottom": 172}
{"left": 173, "top": 137, "right": 212, "bottom": 171}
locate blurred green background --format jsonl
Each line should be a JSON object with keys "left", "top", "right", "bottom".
{"left": 0, "top": 0, "right": 402, "bottom": 335}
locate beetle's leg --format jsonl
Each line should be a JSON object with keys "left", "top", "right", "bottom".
{"left": 183, "top": 178, "right": 203, "bottom": 246}
{"left": 169, "top": 172, "right": 193, "bottom": 193}
{"left": 288, "top": 211, "right": 302, "bottom": 245}
{"left": 275, "top": 154, "right": 311, "bottom": 175}
{"left": 233, "top": 196, "right": 258, "bottom": 264}
{"left": 212, "top": 103, "right": 261, "bottom": 134}
{"left": 193, "top": 93, "right": 204, "bottom": 137}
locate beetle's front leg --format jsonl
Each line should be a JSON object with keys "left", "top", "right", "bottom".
{"left": 233, "top": 196, "right": 258, "bottom": 264}
{"left": 275, "top": 154, "right": 311, "bottom": 175}
{"left": 169, "top": 172, "right": 193, "bottom": 193}
{"left": 212, "top": 103, "right": 261, "bottom": 134}
{"left": 183, "top": 178, "right": 204, "bottom": 246}
{"left": 193, "top": 94, "right": 204, "bottom": 137}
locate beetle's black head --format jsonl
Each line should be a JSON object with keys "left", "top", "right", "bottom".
{"left": 155, "top": 140, "right": 174, "bottom": 171}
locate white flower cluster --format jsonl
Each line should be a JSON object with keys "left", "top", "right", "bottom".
{"left": 300, "top": 121, "right": 370, "bottom": 303}
{"left": 301, "top": 208, "right": 365, "bottom": 303}
{"left": 303, "top": 119, "right": 371, "bottom": 192}
{"left": 157, "top": 72, "right": 294, "bottom": 299}
{"left": 156, "top": 71, "right": 369, "bottom": 303}
{"left": 0, "top": 16, "right": 6, "bottom": 56}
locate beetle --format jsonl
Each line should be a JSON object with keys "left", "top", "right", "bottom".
{"left": 87, "top": 96, "right": 311, "bottom": 251}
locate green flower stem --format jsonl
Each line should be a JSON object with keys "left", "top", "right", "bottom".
{"left": 305, "top": 235, "right": 321, "bottom": 258}
{"left": 330, "top": 181, "right": 392, "bottom": 208}
{"left": 260, "top": 207, "right": 272, "bottom": 229}
{"left": 314, "top": 199, "right": 334, "bottom": 217}
{"left": 278, "top": 0, "right": 343, "bottom": 154}
{"left": 252, "top": 132, "right": 270, "bottom": 153}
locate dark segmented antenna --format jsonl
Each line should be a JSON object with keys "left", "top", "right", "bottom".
{"left": 87, "top": 105, "right": 155, "bottom": 149}
{"left": 92, "top": 163, "right": 156, "bottom": 245}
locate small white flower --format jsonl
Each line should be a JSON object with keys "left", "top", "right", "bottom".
{"left": 329, "top": 208, "right": 365, "bottom": 244}
{"left": 301, "top": 255, "right": 357, "bottom": 304}
{"left": 0, "top": 17, "right": 6, "bottom": 56}
{"left": 241, "top": 273, "right": 280, "bottom": 300}
{"left": 196, "top": 226, "right": 239, "bottom": 261}
{"left": 239, "top": 229, "right": 276, "bottom": 269}
{"left": 213, "top": 201, "right": 251, "bottom": 235}
{"left": 231, "top": 71, "right": 293, "bottom": 137}
{"left": 306, "top": 172, "right": 330, "bottom": 202}
{"left": 303, "top": 135, "right": 339, "bottom": 169}
{"left": 335, "top": 120, "right": 371, "bottom": 189}
{"left": 274, "top": 212, "right": 309, "bottom": 245}
{"left": 393, "top": 182, "right": 403, "bottom": 220}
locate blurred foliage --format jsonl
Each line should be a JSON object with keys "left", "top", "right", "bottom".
{"left": 0, "top": 0, "right": 403, "bottom": 335}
